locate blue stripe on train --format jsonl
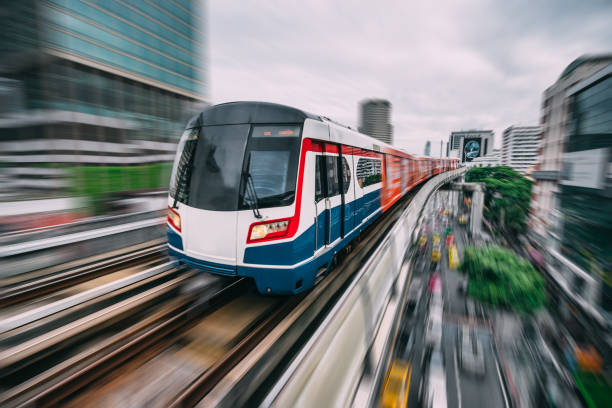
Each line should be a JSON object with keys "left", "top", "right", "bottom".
{"left": 168, "top": 246, "right": 237, "bottom": 276}
{"left": 238, "top": 219, "right": 372, "bottom": 294}
{"left": 244, "top": 189, "right": 381, "bottom": 266}
{"left": 167, "top": 226, "right": 183, "bottom": 250}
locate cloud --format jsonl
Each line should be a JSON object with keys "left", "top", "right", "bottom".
{"left": 208, "top": 0, "right": 612, "bottom": 155}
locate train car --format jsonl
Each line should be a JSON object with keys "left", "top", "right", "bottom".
{"left": 167, "top": 102, "right": 457, "bottom": 294}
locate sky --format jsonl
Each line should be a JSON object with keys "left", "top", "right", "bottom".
{"left": 207, "top": 0, "right": 612, "bottom": 156}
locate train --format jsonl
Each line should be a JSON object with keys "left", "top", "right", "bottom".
{"left": 166, "top": 101, "right": 458, "bottom": 294}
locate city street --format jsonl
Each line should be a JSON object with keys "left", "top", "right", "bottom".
{"left": 405, "top": 190, "right": 508, "bottom": 408}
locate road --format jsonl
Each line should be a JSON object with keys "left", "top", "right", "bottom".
{"left": 404, "top": 190, "right": 507, "bottom": 408}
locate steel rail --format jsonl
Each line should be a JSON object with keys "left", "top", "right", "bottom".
{"left": 0, "top": 270, "right": 187, "bottom": 368}
{"left": 0, "top": 242, "right": 166, "bottom": 307}
{"left": 9, "top": 277, "right": 244, "bottom": 408}
{"left": 0, "top": 296, "right": 190, "bottom": 407}
{"left": 168, "top": 293, "right": 305, "bottom": 408}
{"left": 0, "top": 260, "right": 177, "bottom": 334}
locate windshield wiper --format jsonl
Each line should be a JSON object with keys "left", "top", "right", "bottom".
{"left": 244, "top": 172, "right": 262, "bottom": 219}
{"left": 257, "top": 191, "right": 295, "bottom": 205}
{"left": 172, "top": 140, "right": 198, "bottom": 209}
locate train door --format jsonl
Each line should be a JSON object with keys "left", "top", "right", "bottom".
{"left": 340, "top": 146, "right": 355, "bottom": 236}
{"left": 324, "top": 143, "right": 343, "bottom": 244}
{"left": 314, "top": 143, "right": 327, "bottom": 252}
{"left": 352, "top": 150, "right": 364, "bottom": 227}
{"left": 314, "top": 143, "right": 343, "bottom": 250}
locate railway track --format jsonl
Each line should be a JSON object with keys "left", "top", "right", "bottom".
{"left": 0, "top": 259, "right": 207, "bottom": 407}
{"left": 0, "top": 239, "right": 167, "bottom": 307}
{"left": 1, "top": 186, "right": 422, "bottom": 407}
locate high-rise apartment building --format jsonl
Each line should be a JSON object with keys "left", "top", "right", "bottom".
{"left": 500, "top": 126, "right": 541, "bottom": 174}
{"left": 358, "top": 99, "right": 393, "bottom": 145}
{"left": 424, "top": 140, "right": 431, "bottom": 156}
{"left": 0, "top": 0, "right": 206, "bottom": 197}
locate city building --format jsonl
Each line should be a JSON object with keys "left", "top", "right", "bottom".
{"left": 470, "top": 149, "right": 500, "bottom": 168}
{"left": 424, "top": 140, "right": 431, "bottom": 156}
{"left": 529, "top": 55, "right": 612, "bottom": 362}
{"left": 358, "top": 99, "right": 393, "bottom": 145}
{"left": 0, "top": 0, "right": 207, "bottom": 198}
{"left": 500, "top": 125, "right": 541, "bottom": 174}
{"left": 448, "top": 130, "right": 494, "bottom": 162}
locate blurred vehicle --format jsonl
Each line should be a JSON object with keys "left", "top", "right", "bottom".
{"left": 406, "top": 277, "right": 423, "bottom": 311}
{"left": 425, "top": 313, "right": 443, "bottom": 352}
{"left": 426, "top": 286, "right": 443, "bottom": 349}
{"left": 431, "top": 244, "right": 442, "bottom": 262}
{"left": 428, "top": 272, "right": 441, "bottom": 293}
{"left": 380, "top": 359, "right": 411, "bottom": 408}
{"left": 167, "top": 102, "right": 459, "bottom": 294}
{"left": 457, "top": 326, "right": 486, "bottom": 376}
{"left": 448, "top": 244, "right": 460, "bottom": 269}
{"left": 419, "top": 349, "right": 447, "bottom": 408}
{"left": 445, "top": 233, "right": 454, "bottom": 247}
{"left": 458, "top": 215, "right": 467, "bottom": 225}
{"left": 443, "top": 209, "right": 449, "bottom": 216}
{"left": 432, "top": 233, "right": 441, "bottom": 244}
{"left": 418, "top": 235, "right": 428, "bottom": 250}
{"left": 457, "top": 277, "right": 468, "bottom": 294}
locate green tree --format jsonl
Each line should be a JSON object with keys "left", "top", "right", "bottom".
{"left": 465, "top": 166, "right": 532, "bottom": 237}
{"left": 460, "top": 245, "right": 546, "bottom": 314}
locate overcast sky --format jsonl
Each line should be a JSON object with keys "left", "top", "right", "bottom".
{"left": 208, "top": 0, "right": 612, "bottom": 156}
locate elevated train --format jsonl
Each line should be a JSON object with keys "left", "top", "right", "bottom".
{"left": 167, "top": 102, "right": 458, "bottom": 294}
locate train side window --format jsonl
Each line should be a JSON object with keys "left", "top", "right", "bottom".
{"left": 356, "top": 157, "right": 382, "bottom": 187}
{"left": 341, "top": 157, "right": 351, "bottom": 194}
{"left": 326, "top": 156, "right": 340, "bottom": 197}
{"left": 315, "top": 155, "right": 325, "bottom": 202}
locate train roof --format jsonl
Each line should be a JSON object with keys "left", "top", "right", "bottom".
{"left": 187, "top": 101, "right": 459, "bottom": 162}
{"left": 186, "top": 101, "right": 321, "bottom": 128}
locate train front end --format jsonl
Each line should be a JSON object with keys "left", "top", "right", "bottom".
{"left": 167, "top": 102, "right": 321, "bottom": 294}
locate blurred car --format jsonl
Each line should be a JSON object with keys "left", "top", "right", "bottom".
{"left": 445, "top": 233, "right": 454, "bottom": 247}
{"left": 459, "top": 215, "right": 467, "bottom": 225}
{"left": 432, "top": 234, "right": 441, "bottom": 244}
{"left": 457, "top": 326, "right": 485, "bottom": 376}
{"left": 406, "top": 277, "right": 423, "bottom": 311}
{"left": 457, "top": 277, "right": 468, "bottom": 294}
{"left": 419, "top": 349, "right": 447, "bottom": 408}
{"left": 431, "top": 244, "right": 441, "bottom": 262}
{"left": 425, "top": 303, "right": 443, "bottom": 349}
{"left": 428, "top": 272, "right": 441, "bottom": 293}
{"left": 380, "top": 359, "right": 411, "bottom": 408}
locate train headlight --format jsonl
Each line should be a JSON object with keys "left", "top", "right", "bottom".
{"left": 247, "top": 219, "right": 290, "bottom": 243}
{"left": 168, "top": 206, "right": 181, "bottom": 232}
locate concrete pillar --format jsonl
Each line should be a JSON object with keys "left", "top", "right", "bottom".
{"left": 470, "top": 186, "right": 484, "bottom": 238}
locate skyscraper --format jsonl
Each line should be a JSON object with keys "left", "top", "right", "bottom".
{"left": 0, "top": 0, "right": 207, "bottom": 198}
{"left": 358, "top": 99, "right": 393, "bottom": 145}
{"left": 424, "top": 141, "right": 431, "bottom": 156}
{"left": 500, "top": 126, "right": 541, "bottom": 174}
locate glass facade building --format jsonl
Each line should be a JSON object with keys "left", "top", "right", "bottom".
{"left": 561, "top": 68, "right": 612, "bottom": 312}
{"left": 0, "top": 0, "right": 207, "bottom": 199}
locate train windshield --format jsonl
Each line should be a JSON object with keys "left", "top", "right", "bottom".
{"left": 170, "top": 124, "right": 301, "bottom": 211}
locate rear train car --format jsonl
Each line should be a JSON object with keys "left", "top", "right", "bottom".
{"left": 167, "top": 102, "right": 457, "bottom": 294}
